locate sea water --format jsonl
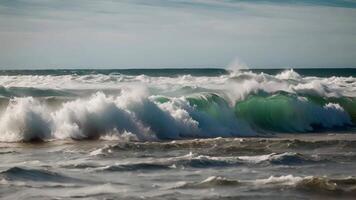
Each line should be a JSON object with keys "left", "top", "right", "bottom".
{"left": 0, "top": 68, "right": 355, "bottom": 199}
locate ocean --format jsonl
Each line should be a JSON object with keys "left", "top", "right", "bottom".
{"left": 0, "top": 68, "right": 355, "bottom": 199}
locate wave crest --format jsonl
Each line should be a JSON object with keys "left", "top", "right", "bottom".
{"left": 0, "top": 69, "right": 355, "bottom": 142}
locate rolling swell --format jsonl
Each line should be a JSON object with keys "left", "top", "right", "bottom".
{"left": 0, "top": 69, "right": 355, "bottom": 142}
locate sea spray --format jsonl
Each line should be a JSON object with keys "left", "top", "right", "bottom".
{"left": 0, "top": 69, "right": 355, "bottom": 142}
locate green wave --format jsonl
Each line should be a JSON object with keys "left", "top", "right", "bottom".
{"left": 235, "top": 93, "right": 353, "bottom": 132}
{"left": 186, "top": 93, "right": 230, "bottom": 120}
{"left": 153, "top": 92, "right": 354, "bottom": 133}
{"left": 326, "top": 97, "right": 356, "bottom": 123}
{"left": 298, "top": 94, "right": 356, "bottom": 123}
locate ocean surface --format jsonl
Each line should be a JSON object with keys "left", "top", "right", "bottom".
{"left": 0, "top": 68, "right": 355, "bottom": 199}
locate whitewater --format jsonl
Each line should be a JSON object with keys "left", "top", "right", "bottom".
{"left": 0, "top": 68, "right": 354, "bottom": 142}
{"left": 1, "top": 68, "right": 356, "bottom": 199}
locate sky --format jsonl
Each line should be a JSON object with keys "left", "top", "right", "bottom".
{"left": 1, "top": 0, "right": 356, "bottom": 69}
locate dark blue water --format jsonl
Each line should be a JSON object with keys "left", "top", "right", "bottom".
{"left": 0, "top": 67, "right": 355, "bottom": 77}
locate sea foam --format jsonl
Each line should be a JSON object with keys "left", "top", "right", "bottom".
{"left": 0, "top": 69, "right": 354, "bottom": 142}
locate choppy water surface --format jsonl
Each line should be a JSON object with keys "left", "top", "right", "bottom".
{"left": 0, "top": 135, "right": 355, "bottom": 199}
{"left": 0, "top": 68, "right": 355, "bottom": 199}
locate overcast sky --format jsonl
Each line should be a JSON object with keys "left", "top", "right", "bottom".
{"left": 1, "top": 0, "right": 356, "bottom": 69}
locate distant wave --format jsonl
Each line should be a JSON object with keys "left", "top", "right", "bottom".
{"left": 0, "top": 69, "right": 355, "bottom": 142}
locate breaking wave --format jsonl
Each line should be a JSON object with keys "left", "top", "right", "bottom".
{"left": 0, "top": 69, "right": 355, "bottom": 142}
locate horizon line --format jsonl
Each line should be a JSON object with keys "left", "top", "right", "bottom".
{"left": 0, "top": 66, "right": 356, "bottom": 71}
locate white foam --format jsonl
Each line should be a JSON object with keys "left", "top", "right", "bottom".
{"left": 0, "top": 69, "right": 354, "bottom": 100}
{"left": 0, "top": 69, "right": 354, "bottom": 142}
{"left": 0, "top": 90, "right": 256, "bottom": 142}
{"left": 254, "top": 175, "right": 303, "bottom": 186}
{"left": 275, "top": 69, "right": 301, "bottom": 80}
{"left": 0, "top": 97, "right": 51, "bottom": 142}
{"left": 238, "top": 153, "right": 276, "bottom": 163}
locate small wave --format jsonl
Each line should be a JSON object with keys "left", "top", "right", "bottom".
{"left": 174, "top": 175, "right": 302, "bottom": 190}
{"left": 92, "top": 154, "right": 242, "bottom": 172}
{"left": 296, "top": 176, "right": 356, "bottom": 195}
{"left": 60, "top": 162, "right": 102, "bottom": 169}
{"left": 174, "top": 175, "right": 356, "bottom": 195}
{"left": 284, "top": 139, "right": 341, "bottom": 149}
{"left": 78, "top": 151, "right": 326, "bottom": 173}
{"left": 0, "top": 167, "right": 79, "bottom": 183}
{"left": 174, "top": 176, "right": 240, "bottom": 189}
{"left": 0, "top": 150, "right": 17, "bottom": 154}
{"left": 95, "top": 163, "right": 172, "bottom": 172}
{"left": 254, "top": 175, "right": 303, "bottom": 186}
{"left": 60, "top": 161, "right": 172, "bottom": 172}
{"left": 174, "top": 156, "right": 240, "bottom": 168}
{"left": 62, "top": 183, "right": 122, "bottom": 198}
{"left": 87, "top": 143, "right": 331, "bottom": 167}
{"left": 164, "top": 152, "right": 245, "bottom": 168}
{"left": 73, "top": 151, "right": 246, "bottom": 172}
{"left": 240, "top": 152, "right": 325, "bottom": 165}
